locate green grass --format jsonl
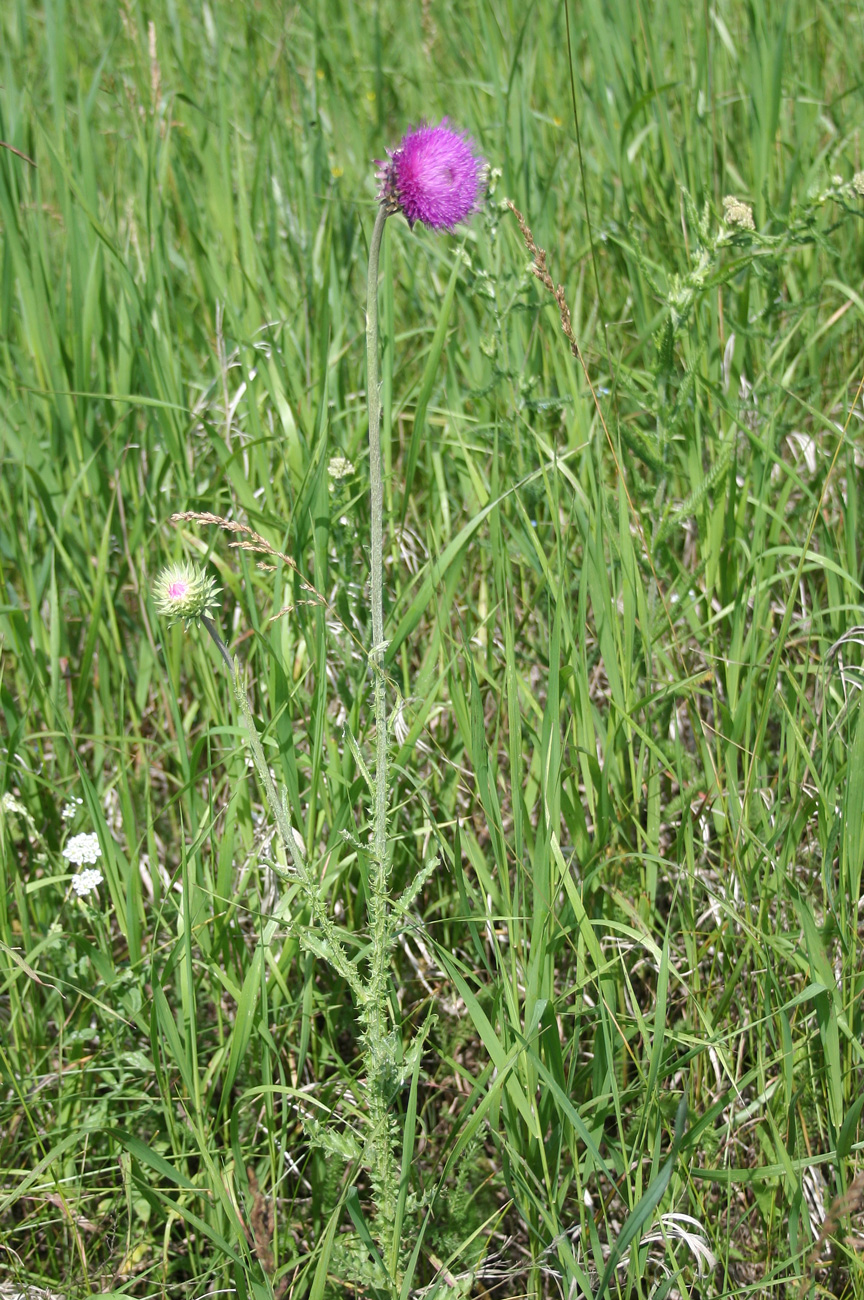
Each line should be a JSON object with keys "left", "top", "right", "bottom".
{"left": 2, "top": 0, "right": 864, "bottom": 1296}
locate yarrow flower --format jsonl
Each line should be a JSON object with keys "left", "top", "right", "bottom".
{"left": 722, "top": 195, "right": 755, "bottom": 231}
{"left": 71, "top": 868, "right": 104, "bottom": 898}
{"left": 378, "top": 120, "right": 484, "bottom": 230}
{"left": 62, "top": 832, "right": 102, "bottom": 866}
{"left": 327, "top": 454, "right": 354, "bottom": 481}
{"left": 62, "top": 797, "right": 83, "bottom": 820}
{"left": 153, "top": 562, "right": 221, "bottom": 630}
{"left": 2, "top": 792, "right": 29, "bottom": 818}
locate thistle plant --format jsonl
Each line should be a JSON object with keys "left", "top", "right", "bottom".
{"left": 153, "top": 119, "right": 484, "bottom": 1297}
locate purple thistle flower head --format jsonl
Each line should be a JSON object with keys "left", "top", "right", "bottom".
{"left": 378, "top": 120, "right": 484, "bottom": 231}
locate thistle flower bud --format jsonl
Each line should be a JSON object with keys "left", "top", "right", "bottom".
{"left": 153, "top": 562, "right": 221, "bottom": 630}
{"left": 377, "top": 120, "right": 484, "bottom": 231}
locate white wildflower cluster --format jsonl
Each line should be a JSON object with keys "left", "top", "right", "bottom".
{"left": 71, "top": 868, "right": 104, "bottom": 898}
{"left": 1, "top": 792, "right": 41, "bottom": 849}
{"left": 327, "top": 455, "right": 354, "bottom": 482}
{"left": 2, "top": 792, "right": 29, "bottom": 817}
{"left": 722, "top": 195, "right": 755, "bottom": 231}
{"left": 62, "top": 832, "right": 102, "bottom": 866}
{"left": 62, "top": 796, "right": 84, "bottom": 820}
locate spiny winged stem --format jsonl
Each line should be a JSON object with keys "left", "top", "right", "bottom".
{"left": 364, "top": 203, "right": 402, "bottom": 1271}
{"left": 365, "top": 204, "right": 393, "bottom": 1017}
{"left": 200, "top": 457, "right": 402, "bottom": 1277}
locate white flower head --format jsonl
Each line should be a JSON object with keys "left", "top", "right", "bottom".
{"left": 722, "top": 195, "right": 755, "bottom": 230}
{"left": 327, "top": 455, "right": 354, "bottom": 481}
{"left": 71, "top": 868, "right": 104, "bottom": 898}
{"left": 61, "top": 797, "right": 84, "bottom": 820}
{"left": 62, "top": 832, "right": 102, "bottom": 866}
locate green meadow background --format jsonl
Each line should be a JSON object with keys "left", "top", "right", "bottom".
{"left": 2, "top": 0, "right": 864, "bottom": 1296}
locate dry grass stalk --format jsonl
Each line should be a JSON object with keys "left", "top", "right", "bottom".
{"left": 505, "top": 198, "right": 582, "bottom": 361}
{"left": 245, "top": 1168, "right": 289, "bottom": 1300}
{"left": 797, "top": 1171, "right": 864, "bottom": 1297}
{"left": 504, "top": 198, "right": 620, "bottom": 487}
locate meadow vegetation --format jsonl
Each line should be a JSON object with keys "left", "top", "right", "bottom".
{"left": 2, "top": 0, "right": 864, "bottom": 1296}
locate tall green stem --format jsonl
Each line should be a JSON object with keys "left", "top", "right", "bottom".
{"left": 366, "top": 204, "right": 390, "bottom": 980}
{"left": 365, "top": 204, "right": 401, "bottom": 1280}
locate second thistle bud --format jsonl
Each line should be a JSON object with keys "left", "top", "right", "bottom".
{"left": 153, "top": 562, "right": 221, "bottom": 630}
